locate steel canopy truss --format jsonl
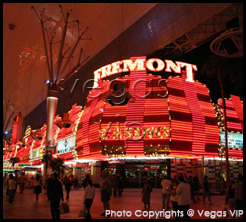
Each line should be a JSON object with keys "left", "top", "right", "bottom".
{"left": 151, "top": 3, "right": 243, "bottom": 59}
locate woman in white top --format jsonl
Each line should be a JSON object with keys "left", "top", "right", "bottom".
{"left": 83, "top": 179, "right": 95, "bottom": 219}
{"left": 176, "top": 176, "right": 191, "bottom": 219}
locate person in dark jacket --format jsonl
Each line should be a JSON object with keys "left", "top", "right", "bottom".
{"left": 203, "top": 176, "right": 212, "bottom": 205}
{"left": 82, "top": 174, "right": 90, "bottom": 189}
{"left": 141, "top": 179, "right": 152, "bottom": 208}
{"left": 47, "top": 172, "right": 64, "bottom": 219}
{"left": 117, "top": 175, "right": 124, "bottom": 197}
{"left": 63, "top": 175, "right": 71, "bottom": 199}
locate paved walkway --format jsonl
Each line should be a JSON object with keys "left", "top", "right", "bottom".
{"left": 3, "top": 187, "right": 239, "bottom": 219}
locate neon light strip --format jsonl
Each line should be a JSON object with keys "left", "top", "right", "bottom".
{"left": 89, "top": 99, "right": 105, "bottom": 155}
{"left": 168, "top": 77, "right": 193, "bottom": 152}
{"left": 218, "top": 99, "right": 242, "bottom": 132}
{"left": 228, "top": 149, "right": 243, "bottom": 158}
{"left": 76, "top": 81, "right": 108, "bottom": 158}
{"left": 194, "top": 81, "right": 220, "bottom": 154}
{"left": 182, "top": 72, "right": 206, "bottom": 155}
{"left": 230, "top": 95, "right": 243, "bottom": 132}
{"left": 125, "top": 57, "right": 147, "bottom": 156}
{"left": 144, "top": 96, "right": 170, "bottom": 141}
{"left": 82, "top": 97, "right": 100, "bottom": 155}
{"left": 56, "top": 106, "right": 82, "bottom": 141}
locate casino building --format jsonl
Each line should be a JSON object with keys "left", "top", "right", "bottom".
{"left": 3, "top": 57, "right": 243, "bottom": 191}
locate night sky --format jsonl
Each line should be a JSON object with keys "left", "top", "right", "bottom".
{"left": 176, "top": 40, "right": 243, "bottom": 103}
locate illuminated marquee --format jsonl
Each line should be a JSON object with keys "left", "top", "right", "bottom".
{"left": 57, "top": 136, "right": 76, "bottom": 155}
{"left": 100, "top": 125, "right": 169, "bottom": 140}
{"left": 93, "top": 58, "right": 197, "bottom": 87}
{"left": 30, "top": 147, "right": 43, "bottom": 160}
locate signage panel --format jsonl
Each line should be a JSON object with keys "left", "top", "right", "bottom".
{"left": 57, "top": 136, "right": 76, "bottom": 155}
{"left": 220, "top": 132, "right": 243, "bottom": 149}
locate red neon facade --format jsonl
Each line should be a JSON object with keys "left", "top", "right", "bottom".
{"left": 56, "top": 104, "right": 82, "bottom": 160}
{"left": 125, "top": 56, "right": 147, "bottom": 157}
{"left": 15, "top": 134, "right": 33, "bottom": 164}
{"left": 218, "top": 95, "right": 243, "bottom": 159}
{"left": 218, "top": 97, "right": 243, "bottom": 133}
{"left": 30, "top": 124, "right": 47, "bottom": 165}
{"left": 230, "top": 94, "right": 243, "bottom": 132}
{"left": 75, "top": 56, "right": 221, "bottom": 159}
{"left": 11, "top": 113, "right": 20, "bottom": 144}
{"left": 76, "top": 80, "right": 108, "bottom": 160}
{"left": 3, "top": 56, "right": 243, "bottom": 164}
{"left": 167, "top": 75, "right": 220, "bottom": 157}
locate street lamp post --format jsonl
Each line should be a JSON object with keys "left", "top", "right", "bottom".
{"left": 32, "top": 5, "right": 91, "bottom": 182}
{"left": 43, "top": 84, "right": 59, "bottom": 181}
{"left": 217, "top": 67, "right": 229, "bottom": 186}
{"left": 210, "top": 27, "right": 243, "bottom": 188}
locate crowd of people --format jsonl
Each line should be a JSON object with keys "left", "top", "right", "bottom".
{"left": 158, "top": 174, "right": 243, "bottom": 219}
{"left": 3, "top": 170, "right": 124, "bottom": 219}
{"left": 138, "top": 174, "right": 243, "bottom": 219}
{"left": 3, "top": 171, "right": 243, "bottom": 219}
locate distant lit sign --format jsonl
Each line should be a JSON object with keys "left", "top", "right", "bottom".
{"left": 30, "top": 149, "right": 39, "bottom": 160}
{"left": 25, "top": 125, "right": 32, "bottom": 137}
{"left": 39, "top": 148, "right": 43, "bottom": 158}
{"left": 57, "top": 136, "right": 76, "bottom": 155}
{"left": 220, "top": 132, "right": 243, "bottom": 149}
{"left": 30, "top": 147, "right": 43, "bottom": 160}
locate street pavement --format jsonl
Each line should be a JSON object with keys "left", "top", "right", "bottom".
{"left": 3, "top": 186, "right": 241, "bottom": 219}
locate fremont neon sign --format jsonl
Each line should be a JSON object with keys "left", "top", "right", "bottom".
{"left": 93, "top": 58, "right": 198, "bottom": 88}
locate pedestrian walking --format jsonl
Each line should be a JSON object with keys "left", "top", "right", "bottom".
{"left": 112, "top": 175, "right": 118, "bottom": 197}
{"left": 225, "top": 180, "right": 236, "bottom": 217}
{"left": 117, "top": 175, "right": 124, "bottom": 196}
{"left": 176, "top": 176, "right": 191, "bottom": 219}
{"left": 188, "top": 176, "right": 196, "bottom": 203}
{"left": 74, "top": 175, "right": 79, "bottom": 189}
{"left": 234, "top": 174, "right": 243, "bottom": 217}
{"left": 43, "top": 174, "right": 49, "bottom": 194}
{"left": 141, "top": 179, "right": 152, "bottom": 208}
{"left": 82, "top": 174, "right": 90, "bottom": 189}
{"left": 170, "top": 180, "right": 179, "bottom": 219}
{"left": 30, "top": 176, "right": 35, "bottom": 189}
{"left": 63, "top": 175, "right": 72, "bottom": 199}
{"left": 172, "top": 175, "right": 177, "bottom": 184}
{"left": 34, "top": 174, "right": 42, "bottom": 200}
{"left": 7, "top": 174, "right": 16, "bottom": 203}
{"left": 14, "top": 173, "right": 19, "bottom": 192}
{"left": 161, "top": 175, "right": 172, "bottom": 210}
{"left": 47, "top": 172, "right": 64, "bottom": 219}
{"left": 83, "top": 179, "right": 96, "bottom": 220}
{"left": 192, "top": 176, "right": 200, "bottom": 201}
{"left": 202, "top": 176, "right": 212, "bottom": 205}
{"left": 5, "top": 174, "right": 9, "bottom": 196}
{"left": 19, "top": 172, "right": 27, "bottom": 193}
{"left": 100, "top": 170, "right": 112, "bottom": 217}
{"left": 69, "top": 174, "right": 74, "bottom": 188}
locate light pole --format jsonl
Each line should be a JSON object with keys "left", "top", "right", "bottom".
{"left": 217, "top": 67, "right": 229, "bottom": 186}
{"left": 32, "top": 5, "right": 91, "bottom": 182}
{"left": 210, "top": 26, "right": 243, "bottom": 188}
{"left": 43, "top": 83, "right": 59, "bottom": 180}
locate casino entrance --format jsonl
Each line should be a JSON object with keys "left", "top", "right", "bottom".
{"left": 107, "top": 160, "right": 171, "bottom": 188}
